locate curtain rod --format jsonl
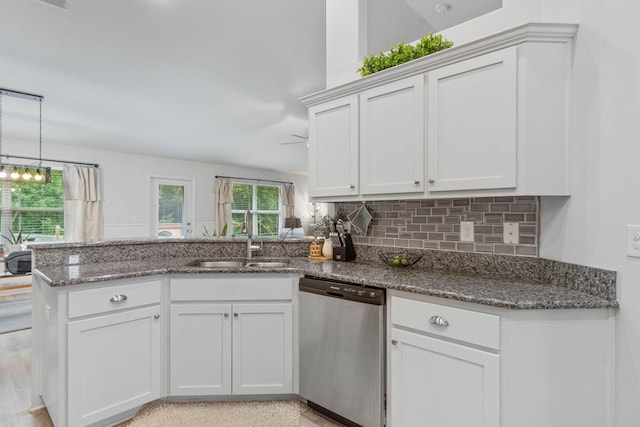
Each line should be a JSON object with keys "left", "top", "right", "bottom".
{"left": 0, "top": 88, "right": 43, "bottom": 102}
{"left": 1, "top": 154, "right": 99, "bottom": 168}
{"left": 215, "top": 175, "right": 292, "bottom": 185}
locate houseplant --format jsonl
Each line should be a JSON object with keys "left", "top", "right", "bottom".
{"left": 2, "top": 227, "right": 29, "bottom": 255}
{"left": 358, "top": 33, "right": 454, "bottom": 77}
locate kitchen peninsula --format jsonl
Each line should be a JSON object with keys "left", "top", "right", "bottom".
{"left": 30, "top": 239, "right": 617, "bottom": 427}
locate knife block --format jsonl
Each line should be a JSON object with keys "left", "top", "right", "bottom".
{"left": 333, "top": 233, "right": 356, "bottom": 262}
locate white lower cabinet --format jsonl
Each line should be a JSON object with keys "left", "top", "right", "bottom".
{"left": 390, "top": 328, "right": 499, "bottom": 427}
{"left": 170, "top": 303, "right": 232, "bottom": 395}
{"left": 169, "top": 276, "right": 294, "bottom": 396}
{"left": 387, "top": 292, "right": 614, "bottom": 427}
{"left": 68, "top": 306, "right": 162, "bottom": 426}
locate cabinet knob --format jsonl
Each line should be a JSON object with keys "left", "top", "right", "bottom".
{"left": 429, "top": 315, "right": 449, "bottom": 327}
{"left": 154, "top": 314, "right": 160, "bottom": 320}
{"left": 414, "top": 180, "right": 420, "bottom": 185}
{"left": 349, "top": 185, "right": 355, "bottom": 189}
{"left": 391, "top": 339, "right": 398, "bottom": 345}
{"left": 109, "top": 294, "right": 128, "bottom": 303}
{"left": 234, "top": 313, "right": 239, "bottom": 318}
{"left": 428, "top": 178, "right": 435, "bottom": 184}
{"left": 224, "top": 313, "right": 229, "bottom": 318}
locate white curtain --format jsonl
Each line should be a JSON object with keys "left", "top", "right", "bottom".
{"left": 62, "top": 164, "right": 103, "bottom": 242}
{"left": 214, "top": 178, "right": 233, "bottom": 237}
{"left": 281, "top": 183, "right": 295, "bottom": 218}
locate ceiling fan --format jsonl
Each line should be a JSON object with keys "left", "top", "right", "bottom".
{"left": 280, "top": 134, "right": 309, "bottom": 147}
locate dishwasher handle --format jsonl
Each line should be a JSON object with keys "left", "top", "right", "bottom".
{"left": 327, "top": 291, "right": 344, "bottom": 298}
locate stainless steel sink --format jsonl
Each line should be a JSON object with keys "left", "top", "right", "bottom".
{"left": 244, "top": 261, "right": 289, "bottom": 268}
{"left": 188, "top": 260, "right": 245, "bottom": 268}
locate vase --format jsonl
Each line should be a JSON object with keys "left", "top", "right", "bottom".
{"left": 322, "top": 237, "right": 333, "bottom": 259}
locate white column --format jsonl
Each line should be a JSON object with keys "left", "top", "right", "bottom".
{"left": 326, "top": 0, "right": 367, "bottom": 88}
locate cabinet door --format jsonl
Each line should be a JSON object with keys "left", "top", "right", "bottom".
{"left": 389, "top": 328, "right": 500, "bottom": 427}
{"left": 360, "top": 75, "right": 425, "bottom": 195}
{"left": 308, "top": 95, "right": 359, "bottom": 197}
{"left": 67, "top": 306, "right": 161, "bottom": 427}
{"left": 170, "top": 303, "right": 232, "bottom": 396}
{"left": 232, "top": 303, "right": 293, "bottom": 394}
{"left": 427, "top": 48, "right": 517, "bottom": 192}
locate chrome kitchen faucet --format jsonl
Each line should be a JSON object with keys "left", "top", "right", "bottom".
{"left": 243, "top": 210, "right": 261, "bottom": 259}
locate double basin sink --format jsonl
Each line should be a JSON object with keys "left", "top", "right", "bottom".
{"left": 188, "top": 259, "right": 290, "bottom": 269}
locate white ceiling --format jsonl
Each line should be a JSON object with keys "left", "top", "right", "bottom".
{"left": 1, "top": 0, "right": 326, "bottom": 174}
{"left": 0, "top": 0, "right": 501, "bottom": 175}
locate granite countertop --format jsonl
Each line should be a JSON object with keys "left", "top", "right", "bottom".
{"left": 33, "top": 256, "right": 618, "bottom": 310}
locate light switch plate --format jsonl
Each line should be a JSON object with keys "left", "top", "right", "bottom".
{"left": 460, "top": 221, "right": 474, "bottom": 242}
{"left": 627, "top": 225, "right": 640, "bottom": 257}
{"left": 503, "top": 222, "right": 519, "bottom": 244}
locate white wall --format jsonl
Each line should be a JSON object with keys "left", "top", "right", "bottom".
{"left": 3, "top": 140, "right": 310, "bottom": 239}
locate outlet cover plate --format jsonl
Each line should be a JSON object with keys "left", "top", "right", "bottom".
{"left": 503, "top": 222, "right": 519, "bottom": 244}
{"left": 460, "top": 221, "right": 474, "bottom": 242}
{"left": 627, "top": 225, "right": 640, "bottom": 257}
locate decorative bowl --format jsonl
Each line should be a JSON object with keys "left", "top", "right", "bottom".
{"left": 380, "top": 253, "right": 423, "bottom": 268}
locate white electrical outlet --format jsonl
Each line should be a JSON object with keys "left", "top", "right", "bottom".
{"left": 460, "top": 221, "right": 474, "bottom": 242}
{"left": 68, "top": 254, "right": 80, "bottom": 265}
{"left": 627, "top": 225, "right": 640, "bottom": 257}
{"left": 503, "top": 222, "right": 519, "bottom": 244}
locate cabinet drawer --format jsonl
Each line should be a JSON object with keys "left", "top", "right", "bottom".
{"left": 68, "top": 280, "right": 161, "bottom": 319}
{"left": 171, "top": 277, "right": 293, "bottom": 301}
{"left": 391, "top": 296, "right": 500, "bottom": 350}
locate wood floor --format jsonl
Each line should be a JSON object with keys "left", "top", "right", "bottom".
{"left": 0, "top": 329, "right": 343, "bottom": 427}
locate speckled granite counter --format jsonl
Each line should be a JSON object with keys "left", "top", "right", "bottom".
{"left": 32, "top": 254, "right": 618, "bottom": 310}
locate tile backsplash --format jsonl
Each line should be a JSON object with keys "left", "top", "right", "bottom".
{"left": 335, "top": 196, "right": 539, "bottom": 256}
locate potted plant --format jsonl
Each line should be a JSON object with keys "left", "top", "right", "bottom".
{"left": 2, "top": 227, "right": 29, "bottom": 255}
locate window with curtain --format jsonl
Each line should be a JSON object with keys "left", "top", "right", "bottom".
{"left": 0, "top": 168, "right": 64, "bottom": 242}
{"left": 231, "top": 182, "right": 281, "bottom": 237}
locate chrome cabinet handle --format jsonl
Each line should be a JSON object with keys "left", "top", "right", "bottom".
{"left": 428, "top": 178, "right": 435, "bottom": 184}
{"left": 109, "top": 294, "right": 128, "bottom": 303}
{"left": 154, "top": 314, "right": 160, "bottom": 320}
{"left": 391, "top": 339, "right": 398, "bottom": 345}
{"left": 429, "top": 315, "right": 449, "bottom": 327}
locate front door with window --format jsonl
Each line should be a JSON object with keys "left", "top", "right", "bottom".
{"left": 151, "top": 178, "right": 193, "bottom": 238}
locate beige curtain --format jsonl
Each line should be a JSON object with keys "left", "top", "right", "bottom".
{"left": 62, "top": 164, "right": 103, "bottom": 242}
{"left": 281, "top": 183, "right": 295, "bottom": 218}
{"left": 214, "top": 178, "right": 233, "bottom": 236}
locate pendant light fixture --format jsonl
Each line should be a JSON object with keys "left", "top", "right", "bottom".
{"left": 0, "top": 87, "right": 99, "bottom": 180}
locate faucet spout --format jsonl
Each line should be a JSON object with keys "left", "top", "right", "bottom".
{"left": 243, "top": 210, "right": 260, "bottom": 259}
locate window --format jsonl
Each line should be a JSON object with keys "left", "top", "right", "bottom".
{"left": 231, "top": 183, "right": 281, "bottom": 237}
{"left": 0, "top": 169, "right": 64, "bottom": 241}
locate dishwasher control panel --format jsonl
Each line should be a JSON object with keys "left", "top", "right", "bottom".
{"left": 300, "top": 276, "right": 385, "bottom": 305}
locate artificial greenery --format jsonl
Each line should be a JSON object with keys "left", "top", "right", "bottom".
{"left": 2, "top": 227, "right": 29, "bottom": 245}
{"left": 358, "top": 33, "right": 454, "bottom": 77}
{"left": 314, "top": 211, "right": 348, "bottom": 238}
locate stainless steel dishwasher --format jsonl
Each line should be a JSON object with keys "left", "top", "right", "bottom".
{"left": 299, "top": 276, "right": 385, "bottom": 427}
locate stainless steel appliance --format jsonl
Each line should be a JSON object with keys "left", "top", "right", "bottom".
{"left": 299, "top": 276, "right": 385, "bottom": 427}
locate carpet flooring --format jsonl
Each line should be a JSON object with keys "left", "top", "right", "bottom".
{"left": 123, "top": 400, "right": 301, "bottom": 427}
{"left": 0, "top": 298, "right": 31, "bottom": 334}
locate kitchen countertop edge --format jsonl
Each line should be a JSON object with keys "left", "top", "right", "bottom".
{"left": 32, "top": 257, "right": 619, "bottom": 310}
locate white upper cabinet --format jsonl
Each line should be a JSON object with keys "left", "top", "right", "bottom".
{"left": 308, "top": 95, "right": 359, "bottom": 197}
{"left": 360, "top": 76, "right": 425, "bottom": 195}
{"left": 301, "top": 23, "right": 577, "bottom": 201}
{"left": 427, "top": 48, "right": 517, "bottom": 192}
